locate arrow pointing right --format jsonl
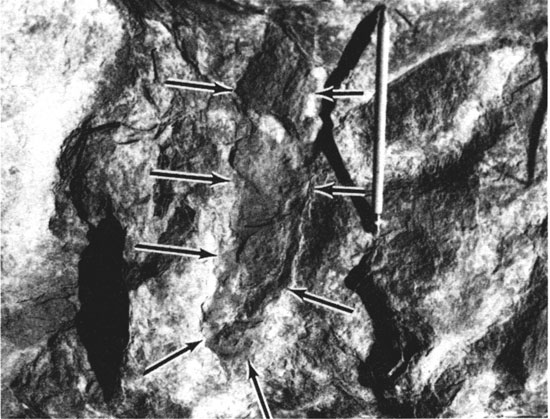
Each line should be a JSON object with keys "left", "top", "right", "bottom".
{"left": 150, "top": 169, "right": 230, "bottom": 186}
{"left": 144, "top": 340, "right": 202, "bottom": 376}
{"left": 135, "top": 243, "right": 216, "bottom": 259}
{"left": 164, "top": 78, "right": 233, "bottom": 95}
{"left": 247, "top": 361, "right": 272, "bottom": 419}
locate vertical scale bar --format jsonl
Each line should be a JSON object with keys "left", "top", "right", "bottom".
{"left": 373, "top": 6, "right": 390, "bottom": 235}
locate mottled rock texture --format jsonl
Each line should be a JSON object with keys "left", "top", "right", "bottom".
{"left": 1, "top": 0, "right": 547, "bottom": 417}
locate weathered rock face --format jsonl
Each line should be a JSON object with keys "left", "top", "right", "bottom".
{"left": 1, "top": 0, "right": 547, "bottom": 417}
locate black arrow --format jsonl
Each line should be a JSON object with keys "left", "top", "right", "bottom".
{"left": 247, "top": 361, "right": 272, "bottom": 419}
{"left": 288, "top": 287, "right": 354, "bottom": 314}
{"left": 164, "top": 78, "right": 233, "bottom": 95}
{"left": 150, "top": 169, "right": 230, "bottom": 186}
{"left": 144, "top": 340, "right": 202, "bottom": 376}
{"left": 135, "top": 243, "right": 216, "bottom": 259}
{"left": 314, "top": 182, "right": 368, "bottom": 198}
{"left": 315, "top": 86, "right": 364, "bottom": 102}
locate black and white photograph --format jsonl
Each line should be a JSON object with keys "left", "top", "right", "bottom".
{"left": 1, "top": 0, "right": 547, "bottom": 417}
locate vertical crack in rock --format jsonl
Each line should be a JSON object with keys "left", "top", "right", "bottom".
{"left": 493, "top": 255, "right": 547, "bottom": 392}
{"left": 76, "top": 209, "right": 129, "bottom": 402}
{"left": 152, "top": 143, "right": 176, "bottom": 218}
{"left": 527, "top": 39, "right": 547, "bottom": 185}
{"left": 491, "top": 220, "right": 547, "bottom": 387}
{"left": 311, "top": 6, "right": 383, "bottom": 232}
{"left": 345, "top": 242, "right": 435, "bottom": 418}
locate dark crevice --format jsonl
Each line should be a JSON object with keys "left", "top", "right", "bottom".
{"left": 310, "top": 6, "right": 383, "bottom": 233}
{"left": 493, "top": 253, "right": 547, "bottom": 389}
{"left": 510, "top": 75, "right": 541, "bottom": 98}
{"left": 150, "top": 48, "right": 160, "bottom": 82}
{"left": 76, "top": 210, "right": 129, "bottom": 402}
{"left": 228, "top": 144, "right": 238, "bottom": 169}
{"left": 322, "top": 5, "right": 383, "bottom": 90}
{"left": 392, "top": 8, "right": 415, "bottom": 28}
{"left": 153, "top": 180, "right": 175, "bottom": 218}
{"left": 152, "top": 147, "right": 176, "bottom": 218}
{"left": 344, "top": 243, "right": 436, "bottom": 417}
{"left": 527, "top": 39, "right": 547, "bottom": 185}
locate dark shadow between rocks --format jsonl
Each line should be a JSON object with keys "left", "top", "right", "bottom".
{"left": 310, "top": 6, "right": 383, "bottom": 233}
{"left": 76, "top": 211, "right": 129, "bottom": 402}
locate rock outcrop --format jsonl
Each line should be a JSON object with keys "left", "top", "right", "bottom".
{"left": 2, "top": 0, "right": 547, "bottom": 417}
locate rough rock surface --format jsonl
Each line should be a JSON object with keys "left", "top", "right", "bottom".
{"left": 1, "top": 0, "right": 547, "bottom": 417}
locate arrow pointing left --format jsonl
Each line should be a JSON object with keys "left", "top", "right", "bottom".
{"left": 314, "top": 182, "right": 368, "bottom": 198}
{"left": 288, "top": 287, "right": 354, "bottom": 314}
{"left": 315, "top": 86, "right": 364, "bottom": 102}
{"left": 247, "top": 361, "right": 272, "bottom": 419}
{"left": 144, "top": 340, "right": 202, "bottom": 376}
{"left": 165, "top": 78, "right": 233, "bottom": 95}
